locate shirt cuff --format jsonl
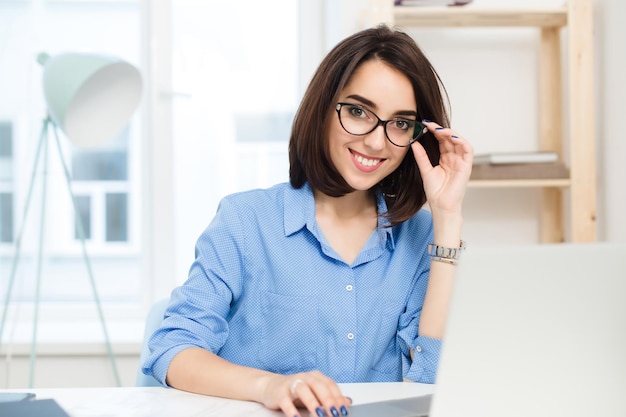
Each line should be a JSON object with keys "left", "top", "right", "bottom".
{"left": 403, "top": 335, "right": 442, "bottom": 383}
{"left": 147, "top": 343, "right": 198, "bottom": 386}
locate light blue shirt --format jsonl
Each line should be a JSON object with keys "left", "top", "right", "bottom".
{"left": 143, "top": 182, "right": 441, "bottom": 385}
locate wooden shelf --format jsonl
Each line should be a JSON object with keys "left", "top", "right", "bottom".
{"left": 469, "top": 179, "right": 571, "bottom": 189}
{"left": 365, "top": 0, "right": 597, "bottom": 242}
{"left": 393, "top": 6, "right": 567, "bottom": 28}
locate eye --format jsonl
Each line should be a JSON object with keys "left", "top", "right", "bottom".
{"left": 348, "top": 105, "right": 368, "bottom": 119}
{"left": 391, "top": 119, "right": 413, "bottom": 131}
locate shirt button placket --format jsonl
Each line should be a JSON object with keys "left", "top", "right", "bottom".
{"left": 345, "top": 282, "right": 355, "bottom": 342}
{"left": 343, "top": 269, "right": 357, "bottom": 379}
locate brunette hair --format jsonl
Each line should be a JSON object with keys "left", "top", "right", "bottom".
{"left": 289, "top": 24, "right": 449, "bottom": 227}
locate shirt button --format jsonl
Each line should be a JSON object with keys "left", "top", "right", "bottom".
{"left": 347, "top": 333, "right": 354, "bottom": 340}
{"left": 415, "top": 345, "right": 422, "bottom": 353}
{"left": 345, "top": 285, "right": 353, "bottom": 291}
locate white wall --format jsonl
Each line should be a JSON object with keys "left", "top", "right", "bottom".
{"left": 1, "top": 343, "right": 139, "bottom": 388}
{"left": 340, "top": 0, "right": 626, "bottom": 245}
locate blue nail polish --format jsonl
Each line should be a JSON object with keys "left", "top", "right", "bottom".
{"left": 451, "top": 135, "right": 459, "bottom": 139}
{"left": 341, "top": 405, "right": 349, "bottom": 416}
{"left": 435, "top": 127, "right": 444, "bottom": 131}
{"left": 330, "top": 406, "right": 340, "bottom": 417}
{"left": 422, "top": 119, "right": 431, "bottom": 123}
{"left": 316, "top": 407, "right": 326, "bottom": 417}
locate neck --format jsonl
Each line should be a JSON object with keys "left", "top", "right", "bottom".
{"left": 314, "top": 189, "right": 377, "bottom": 220}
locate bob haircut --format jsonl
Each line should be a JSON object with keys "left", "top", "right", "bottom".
{"left": 289, "top": 24, "right": 450, "bottom": 227}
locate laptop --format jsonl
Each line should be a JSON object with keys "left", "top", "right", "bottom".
{"left": 349, "top": 242, "right": 626, "bottom": 417}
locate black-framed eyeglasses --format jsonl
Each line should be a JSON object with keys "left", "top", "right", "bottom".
{"left": 335, "top": 102, "right": 427, "bottom": 147}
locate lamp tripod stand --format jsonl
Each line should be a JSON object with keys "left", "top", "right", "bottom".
{"left": 0, "top": 115, "right": 121, "bottom": 387}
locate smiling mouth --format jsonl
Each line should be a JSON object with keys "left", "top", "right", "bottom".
{"left": 352, "top": 151, "right": 384, "bottom": 168}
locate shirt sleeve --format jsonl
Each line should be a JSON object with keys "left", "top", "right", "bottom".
{"left": 401, "top": 335, "right": 442, "bottom": 383}
{"left": 396, "top": 268, "right": 443, "bottom": 383}
{"left": 396, "top": 218, "right": 442, "bottom": 384}
{"left": 142, "top": 197, "right": 246, "bottom": 385}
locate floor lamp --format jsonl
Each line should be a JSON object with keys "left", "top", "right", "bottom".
{"left": 0, "top": 51, "right": 142, "bottom": 387}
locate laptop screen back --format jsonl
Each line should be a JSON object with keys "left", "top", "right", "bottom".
{"left": 429, "top": 243, "right": 626, "bottom": 417}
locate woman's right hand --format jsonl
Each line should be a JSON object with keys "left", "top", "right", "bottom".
{"left": 259, "top": 370, "right": 351, "bottom": 417}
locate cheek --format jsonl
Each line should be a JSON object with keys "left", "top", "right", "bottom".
{"left": 389, "top": 148, "right": 411, "bottom": 170}
{"left": 328, "top": 123, "right": 354, "bottom": 151}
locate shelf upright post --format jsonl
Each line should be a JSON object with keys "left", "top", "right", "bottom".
{"left": 538, "top": 20, "right": 565, "bottom": 242}
{"left": 567, "top": 0, "right": 597, "bottom": 242}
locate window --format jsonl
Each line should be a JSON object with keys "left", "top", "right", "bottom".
{"left": 164, "top": 0, "right": 325, "bottom": 287}
{"left": 71, "top": 127, "right": 131, "bottom": 243}
{"left": 0, "top": 1, "right": 143, "bottom": 340}
{"left": 0, "top": 0, "right": 325, "bottom": 345}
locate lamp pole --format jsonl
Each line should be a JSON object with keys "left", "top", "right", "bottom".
{"left": 0, "top": 116, "right": 122, "bottom": 387}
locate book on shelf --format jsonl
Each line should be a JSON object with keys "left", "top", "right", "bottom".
{"left": 473, "top": 151, "right": 559, "bottom": 165}
{"left": 470, "top": 161, "right": 569, "bottom": 181}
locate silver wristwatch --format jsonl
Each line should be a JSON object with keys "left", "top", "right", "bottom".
{"left": 427, "top": 240, "right": 466, "bottom": 260}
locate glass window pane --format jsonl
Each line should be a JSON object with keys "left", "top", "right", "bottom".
{"left": 71, "top": 127, "right": 129, "bottom": 181}
{"left": 170, "top": 0, "right": 300, "bottom": 280}
{"left": 0, "top": 192, "right": 13, "bottom": 242}
{"left": 171, "top": 1, "right": 297, "bottom": 196}
{"left": 0, "top": 122, "right": 12, "bottom": 156}
{"left": 74, "top": 195, "right": 91, "bottom": 240}
{"left": 234, "top": 111, "right": 294, "bottom": 143}
{"left": 106, "top": 192, "right": 127, "bottom": 242}
{"left": 71, "top": 150, "right": 128, "bottom": 181}
{"left": 0, "top": 121, "right": 12, "bottom": 181}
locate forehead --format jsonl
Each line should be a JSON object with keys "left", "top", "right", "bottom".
{"left": 341, "top": 59, "right": 416, "bottom": 112}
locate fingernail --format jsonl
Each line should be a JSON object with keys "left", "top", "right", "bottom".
{"left": 316, "top": 407, "right": 326, "bottom": 417}
{"left": 422, "top": 119, "right": 431, "bottom": 123}
{"left": 330, "top": 407, "right": 340, "bottom": 417}
{"left": 341, "top": 405, "right": 349, "bottom": 416}
{"left": 435, "top": 127, "right": 444, "bottom": 131}
{"left": 451, "top": 135, "right": 459, "bottom": 139}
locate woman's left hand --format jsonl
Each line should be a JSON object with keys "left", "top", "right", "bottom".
{"left": 411, "top": 120, "right": 473, "bottom": 215}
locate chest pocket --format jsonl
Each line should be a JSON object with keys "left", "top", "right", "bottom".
{"left": 258, "top": 291, "right": 319, "bottom": 374}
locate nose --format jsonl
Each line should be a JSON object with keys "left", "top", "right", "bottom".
{"left": 362, "top": 123, "right": 387, "bottom": 151}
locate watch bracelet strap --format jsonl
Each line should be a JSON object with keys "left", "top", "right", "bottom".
{"left": 427, "top": 240, "right": 466, "bottom": 260}
{"left": 431, "top": 256, "right": 459, "bottom": 266}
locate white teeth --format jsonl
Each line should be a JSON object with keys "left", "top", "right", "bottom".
{"left": 355, "top": 154, "right": 381, "bottom": 167}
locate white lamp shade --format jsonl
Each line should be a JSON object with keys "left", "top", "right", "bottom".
{"left": 38, "top": 52, "right": 142, "bottom": 148}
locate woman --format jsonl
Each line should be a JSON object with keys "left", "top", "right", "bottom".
{"left": 143, "top": 24, "right": 473, "bottom": 417}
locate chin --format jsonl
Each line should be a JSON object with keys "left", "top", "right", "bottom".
{"left": 344, "top": 177, "right": 382, "bottom": 192}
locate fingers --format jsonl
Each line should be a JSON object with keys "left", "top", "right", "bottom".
{"left": 281, "top": 372, "right": 350, "bottom": 417}
{"left": 412, "top": 120, "right": 473, "bottom": 170}
{"left": 421, "top": 120, "right": 473, "bottom": 159}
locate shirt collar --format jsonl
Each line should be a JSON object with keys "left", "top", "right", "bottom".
{"left": 284, "top": 182, "right": 315, "bottom": 237}
{"left": 283, "top": 183, "right": 396, "bottom": 250}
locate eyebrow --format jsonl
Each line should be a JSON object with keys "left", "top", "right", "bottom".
{"left": 345, "top": 94, "right": 418, "bottom": 118}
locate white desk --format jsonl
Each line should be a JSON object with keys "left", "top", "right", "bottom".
{"left": 3, "top": 383, "right": 435, "bottom": 417}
